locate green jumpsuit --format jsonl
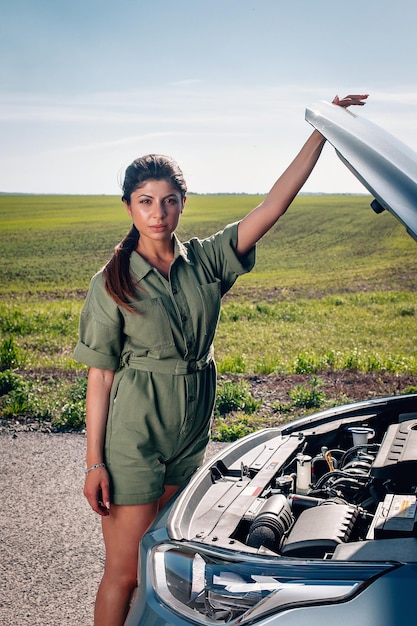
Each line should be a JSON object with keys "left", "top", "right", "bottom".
{"left": 73, "top": 221, "right": 255, "bottom": 504}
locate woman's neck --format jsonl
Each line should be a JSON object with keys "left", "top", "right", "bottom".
{"left": 136, "top": 237, "right": 175, "bottom": 277}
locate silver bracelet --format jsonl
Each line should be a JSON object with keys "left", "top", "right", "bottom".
{"left": 85, "top": 462, "right": 106, "bottom": 475}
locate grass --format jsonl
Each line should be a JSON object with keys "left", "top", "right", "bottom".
{"left": 1, "top": 192, "right": 416, "bottom": 431}
{"left": 1, "top": 193, "right": 416, "bottom": 295}
{"left": 216, "top": 291, "right": 417, "bottom": 375}
{"left": 0, "top": 287, "right": 415, "bottom": 375}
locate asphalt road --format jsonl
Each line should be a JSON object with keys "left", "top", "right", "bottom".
{"left": 0, "top": 431, "right": 225, "bottom": 626}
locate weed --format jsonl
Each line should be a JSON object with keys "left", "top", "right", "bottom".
{"left": 402, "top": 385, "right": 417, "bottom": 394}
{"left": 0, "top": 373, "right": 52, "bottom": 421}
{"left": 288, "top": 376, "right": 326, "bottom": 409}
{"left": 214, "top": 380, "right": 262, "bottom": 416}
{"left": 1, "top": 388, "right": 31, "bottom": 417}
{"left": 0, "top": 337, "right": 24, "bottom": 371}
{"left": 271, "top": 401, "right": 292, "bottom": 413}
{"left": 293, "top": 352, "right": 318, "bottom": 375}
{"left": 54, "top": 376, "right": 87, "bottom": 429}
{"left": 0, "top": 370, "right": 25, "bottom": 395}
{"left": 212, "top": 417, "right": 254, "bottom": 442}
{"left": 217, "top": 354, "right": 248, "bottom": 374}
{"left": 253, "top": 356, "right": 281, "bottom": 375}
{"left": 0, "top": 372, "right": 33, "bottom": 417}
{"left": 341, "top": 350, "right": 362, "bottom": 371}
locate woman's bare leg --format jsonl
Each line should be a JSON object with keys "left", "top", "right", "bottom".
{"left": 94, "top": 486, "right": 179, "bottom": 626}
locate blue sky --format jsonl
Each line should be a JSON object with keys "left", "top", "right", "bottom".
{"left": 1, "top": 0, "right": 417, "bottom": 195}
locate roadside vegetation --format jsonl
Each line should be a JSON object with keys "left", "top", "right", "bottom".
{"left": 1, "top": 193, "right": 416, "bottom": 439}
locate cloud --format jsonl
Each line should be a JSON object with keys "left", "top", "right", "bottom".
{"left": 1, "top": 82, "right": 416, "bottom": 194}
{"left": 0, "top": 82, "right": 317, "bottom": 124}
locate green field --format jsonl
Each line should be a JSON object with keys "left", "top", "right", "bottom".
{"left": 1, "top": 193, "right": 416, "bottom": 296}
{"left": 1, "top": 193, "right": 416, "bottom": 430}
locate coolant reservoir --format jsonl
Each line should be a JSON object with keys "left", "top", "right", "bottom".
{"left": 296, "top": 454, "right": 312, "bottom": 494}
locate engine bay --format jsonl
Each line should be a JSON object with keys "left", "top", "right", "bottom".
{"left": 169, "top": 401, "right": 417, "bottom": 561}
{"left": 236, "top": 416, "right": 417, "bottom": 559}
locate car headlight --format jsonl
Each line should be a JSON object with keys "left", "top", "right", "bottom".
{"left": 150, "top": 543, "right": 397, "bottom": 624}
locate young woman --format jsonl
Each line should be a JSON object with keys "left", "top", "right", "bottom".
{"left": 74, "top": 94, "right": 368, "bottom": 625}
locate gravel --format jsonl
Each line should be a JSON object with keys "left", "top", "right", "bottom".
{"left": 0, "top": 431, "right": 225, "bottom": 626}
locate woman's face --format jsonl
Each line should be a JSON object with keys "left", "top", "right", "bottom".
{"left": 124, "top": 179, "right": 185, "bottom": 244}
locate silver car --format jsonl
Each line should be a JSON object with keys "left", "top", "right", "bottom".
{"left": 125, "top": 103, "right": 417, "bottom": 626}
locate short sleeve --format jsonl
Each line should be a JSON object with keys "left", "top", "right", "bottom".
{"left": 188, "top": 221, "right": 256, "bottom": 296}
{"left": 73, "top": 272, "right": 123, "bottom": 370}
{"left": 217, "top": 221, "right": 256, "bottom": 276}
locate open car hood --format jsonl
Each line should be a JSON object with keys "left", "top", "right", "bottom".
{"left": 305, "top": 101, "right": 417, "bottom": 241}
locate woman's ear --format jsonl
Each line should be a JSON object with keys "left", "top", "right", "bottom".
{"left": 181, "top": 196, "right": 187, "bottom": 213}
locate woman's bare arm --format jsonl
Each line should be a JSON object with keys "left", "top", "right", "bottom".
{"left": 83, "top": 366, "right": 115, "bottom": 516}
{"left": 236, "top": 94, "right": 368, "bottom": 257}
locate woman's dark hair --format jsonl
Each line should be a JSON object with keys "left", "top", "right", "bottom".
{"left": 103, "top": 154, "right": 187, "bottom": 311}
{"left": 121, "top": 154, "right": 187, "bottom": 203}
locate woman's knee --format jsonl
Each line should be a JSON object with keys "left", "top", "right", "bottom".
{"left": 102, "top": 532, "right": 140, "bottom": 590}
{"left": 100, "top": 503, "right": 158, "bottom": 588}
{"left": 103, "top": 556, "right": 138, "bottom": 593}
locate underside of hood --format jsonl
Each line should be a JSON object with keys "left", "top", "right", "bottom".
{"left": 305, "top": 101, "right": 417, "bottom": 241}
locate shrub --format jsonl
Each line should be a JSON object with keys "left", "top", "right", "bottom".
{"left": 54, "top": 376, "right": 87, "bottom": 429}
{"left": 0, "top": 337, "right": 24, "bottom": 371}
{"left": 288, "top": 376, "right": 326, "bottom": 409}
{"left": 215, "top": 380, "right": 261, "bottom": 416}
{"left": 0, "top": 370, "right": 26, "bottom": 396}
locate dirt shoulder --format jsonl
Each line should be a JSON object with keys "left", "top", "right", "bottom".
{"left": 2, "top": 372, "right": 416, "bottom": 435}
{"left": 242, "top": 371, "right": 417, "bottom": 419}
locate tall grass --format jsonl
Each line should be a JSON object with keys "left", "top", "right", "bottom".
{"left": 0, "top": 291, "right": 415, "bottom": 374}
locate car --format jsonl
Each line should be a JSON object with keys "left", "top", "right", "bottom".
{"left": 124, "top": 103, "right": 417, "bottom": 626}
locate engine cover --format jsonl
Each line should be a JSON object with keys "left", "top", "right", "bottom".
{"left": 281, "top": 504, "right": 358, "bottom": 558}
{"left": 371, "top": 418, "right": 417, "bottom": 486}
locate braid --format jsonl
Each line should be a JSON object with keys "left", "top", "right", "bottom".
{"left": 103, "top": 225, "right": 140, "bottom": 312}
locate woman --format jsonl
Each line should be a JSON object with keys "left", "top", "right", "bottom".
{"left": 74, "top": 93, "right": 368, "bottom": 625}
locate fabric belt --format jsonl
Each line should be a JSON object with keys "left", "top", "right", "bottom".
{"left": 121, "top": 348, "right": 214, "bottom": 375}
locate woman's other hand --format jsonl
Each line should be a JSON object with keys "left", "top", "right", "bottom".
{"left": 83, "top": 466, "right": 111, "bottom": 516}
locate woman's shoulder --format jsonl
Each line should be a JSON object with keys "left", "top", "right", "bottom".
{"left": 184, "top": 221, "right": 240, "bottom": 250}
{"left": 84, "top": 269, "right": 108, "bottom": 299}
{"left": 88, "top": 268, "right": 106, "bottom": 288}
{"left": 82, "top": 269, "right": 119, "bottom": 316}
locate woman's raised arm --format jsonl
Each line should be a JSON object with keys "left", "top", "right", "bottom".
{"left": 236, "top": 94, "right": 368, "bottom": 257}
